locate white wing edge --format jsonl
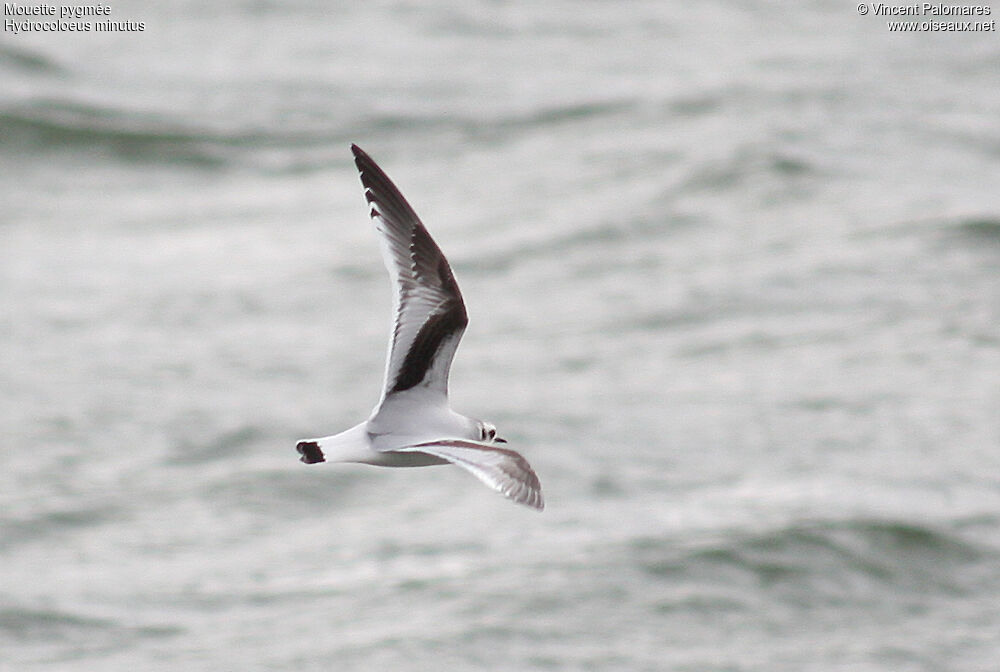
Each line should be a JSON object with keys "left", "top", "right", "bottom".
{"left": 396, "top": 439, "right": 544, "bottom": 511}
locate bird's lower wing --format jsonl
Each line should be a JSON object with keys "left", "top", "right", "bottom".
{"left": 395, "top": 439, "right": 544, "bottom": 511}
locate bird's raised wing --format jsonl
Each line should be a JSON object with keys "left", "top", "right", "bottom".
{"left": 351, "top": 144, "right": 468, "bottom": 405}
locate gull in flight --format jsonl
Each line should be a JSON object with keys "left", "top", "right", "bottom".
{"left": 295, "top": 145, "right": 543, "bottom": 510}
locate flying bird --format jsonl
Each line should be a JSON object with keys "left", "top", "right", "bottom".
{"left": 295, "top": 145, "right": 543, "bottom": 510}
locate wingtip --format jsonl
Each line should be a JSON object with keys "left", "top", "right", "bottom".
{"left": 350, "top": 144, "right": 378, "bottom": 181}
{"left": 350, "top": 143, "right": 369, "bottom": 163}
{"left": 526, "top": 493, "right": 545, "bottom": 511}
{"left": 503, "top": 485, "right": 544, "bottom": 511}
{"left": 486, "top": 472, "right": 545, "bottom": 511}
{"left": 505, "top": 460, "right": 544, "bottom": 511}
{"left": 513, "top": 478, "right": 545, "bottom": 511}
{"left": 400, "top": 439, "right": 544, "bottom": 511}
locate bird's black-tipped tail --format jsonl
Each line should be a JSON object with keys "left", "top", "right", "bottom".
{"left": 296, "top": 441, "right": 325, "bottom": 464}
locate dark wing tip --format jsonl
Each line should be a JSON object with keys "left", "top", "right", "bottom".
{"left": 349, "top": 146, "right": 431, "bottom": 258}
{"left": 351, "top": 144, "right": 385, "bottom": 182}
{"left": 296, "top": 441, "right": 325, "bottom": 464}
{"left": 351, "top": 144, "right": 377, "bottom": 180}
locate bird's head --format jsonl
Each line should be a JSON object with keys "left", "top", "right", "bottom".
{"left": 478, "top": 420, "right": 506, "bottom": 443}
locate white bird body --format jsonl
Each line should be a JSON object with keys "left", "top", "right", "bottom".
{"left": 295, "top": 145, "right": 543, "bottom": 510}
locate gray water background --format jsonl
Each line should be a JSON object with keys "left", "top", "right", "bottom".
{"left": 2, "top": 1, "right": 1000, "bottom": 670}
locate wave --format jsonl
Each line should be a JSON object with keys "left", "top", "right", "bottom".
{"left": 361, "top": 98, "right": 634, "bottom": 137}
{"left": 165, "top": 425, "right": 267, "bottom": 466}
{"left": 678, "top": 143, "right": 820, "bottom": 195}
{"left": 0, "top": 606, "right": 115, "bottom": 638}
{"left": 954, "top": 215, "right": 1000, "bottom": 243}
{"left": 0, "top": 504, "right": 121, "bottom": 551}
{"left": 0, "top": 45, "right": 65, "bottom": 74}
{"left": 634, "top": 518, "right": 993, "bottom": 604}
{"left": 205, "top": 467, "right": 372, "bottom": 516}
{"left": 0, "top": 99, "right": 288, "bottom": 167}
{"left": 0, "top": 606, "right": 181, "bottom": 651}
{"left": 0, "top": 96, "right": 635, "bottom": 171}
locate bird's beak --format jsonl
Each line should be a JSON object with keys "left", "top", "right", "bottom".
{"left": 495, "top": 437, "right": 507, "bottom": 443}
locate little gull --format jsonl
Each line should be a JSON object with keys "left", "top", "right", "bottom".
{"left": 295, "top": 145, "right": 544, "bottom": 510}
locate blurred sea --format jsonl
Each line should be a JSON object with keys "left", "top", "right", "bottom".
{"left": 3, "top": 1, "right": 1000, "bottom": 670}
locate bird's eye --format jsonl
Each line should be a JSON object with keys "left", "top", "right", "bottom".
{"left": 488, "top": 428, "right": 496, "bottom": 440}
